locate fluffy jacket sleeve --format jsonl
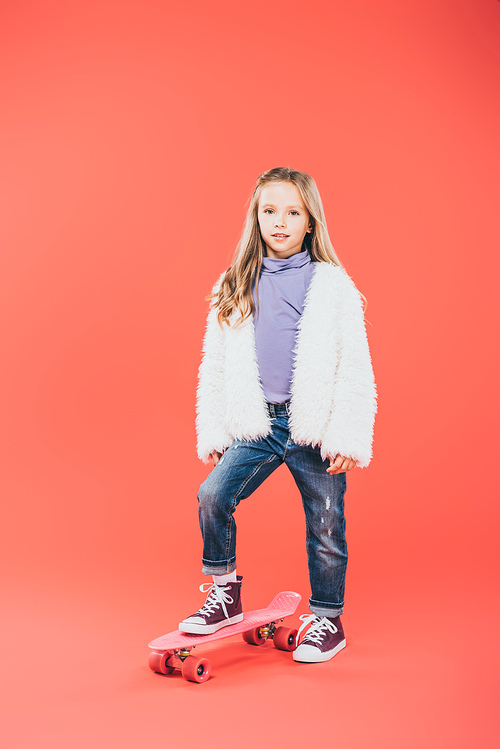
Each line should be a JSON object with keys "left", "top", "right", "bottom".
{"left": 320, "top": 273, "right": 378, "bottom": 468}
{"left": 195, "top": 273, "right": 233, "bottom": 463}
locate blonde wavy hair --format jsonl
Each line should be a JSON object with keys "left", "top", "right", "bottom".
{"left": 209, "top": 166, "right": 368, "bottom": 327}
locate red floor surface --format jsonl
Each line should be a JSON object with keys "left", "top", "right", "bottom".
{"left": 2, "top": 568, "right": 498, "bottom": 749}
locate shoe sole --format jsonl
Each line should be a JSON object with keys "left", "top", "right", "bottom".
{"left": 178, "top": 613, "right": 244, "bottom": 635}
{"left": 293, "top": 638, "right": 346, "bottom": 663}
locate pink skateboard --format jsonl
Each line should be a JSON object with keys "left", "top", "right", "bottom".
{"left": 148, "top": 590, "right": 301, "bottom": 683}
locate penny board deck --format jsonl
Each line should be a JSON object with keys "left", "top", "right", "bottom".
{"left": 148, "top": 590, "right": 301, "bottom": 651}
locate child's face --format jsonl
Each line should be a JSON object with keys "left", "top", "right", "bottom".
{"left": 257, "top": 182, "right": 312, "bottom": 260}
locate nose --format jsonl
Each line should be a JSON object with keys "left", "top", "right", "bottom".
{"left": 274, "top": 215, "right": 286, "bottom": 227}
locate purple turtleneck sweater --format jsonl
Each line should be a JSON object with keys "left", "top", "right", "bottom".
{"left": 252, "top": 249, "right": 315, "bottom": 404}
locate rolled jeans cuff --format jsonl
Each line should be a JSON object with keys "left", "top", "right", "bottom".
{"left": 201, "top": 557, "right": 237, "bottom": 576}
{"left": 309, "top": 598, "right": 344, "bottom": 618}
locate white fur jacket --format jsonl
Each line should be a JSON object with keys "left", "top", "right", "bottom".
{"left": 196, "top": 261, "right": 378, "bottom": 468}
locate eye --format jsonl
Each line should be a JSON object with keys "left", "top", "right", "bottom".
{"left": 263, "top": 208, "right": 274, "bottom": 214}
{"left": 290, "top": 210, "right": 299, "bottom": 215}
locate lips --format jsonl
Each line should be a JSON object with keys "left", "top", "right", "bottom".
{"left": 272, "top": 233, "right": 289, "bottom": 237}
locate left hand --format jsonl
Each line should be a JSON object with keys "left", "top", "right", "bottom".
{"left": 327, "top": 454, "right": 357, "bottom": 474}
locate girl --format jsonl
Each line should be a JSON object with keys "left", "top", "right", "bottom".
{"left": 179, "top": 167, "right": 377, "bottom": 663}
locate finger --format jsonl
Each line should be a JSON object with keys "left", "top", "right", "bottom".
{"left": 326, "top": 454, "right": 336, "bottom": 469}
{"left": 326, "top": 459, "right": 342, "bottom": 474}
{"left": 329, "top": 453, "right": 341, "bottom": 465}
{"left": 326, "top": 454, "right": 355, "bottom": 474}
{"left": 339, "top": 459, "right": 356, "bottom": 472}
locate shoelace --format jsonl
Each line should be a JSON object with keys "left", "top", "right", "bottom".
{"left": 196, "top": 582, "right": 235, "bottom": 622}
{"left": 296, "top": 613, "right": 338, "bottom": 646}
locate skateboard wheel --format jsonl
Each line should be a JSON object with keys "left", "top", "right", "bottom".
{"left": 242, "top": 627, "right": 267, "bottom": 646}
{"left": 182, "top": 656, "right": 211, "bottom": 683}
{"left": 273, "top": 627, "right": 298, "bottom": 651}
{"left": 148, "top": 650, "right": 175, "bottom": 675}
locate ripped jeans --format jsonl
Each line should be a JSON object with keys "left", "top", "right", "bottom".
{"left": 197, "top": 401, "right": 348, "bottom": 618}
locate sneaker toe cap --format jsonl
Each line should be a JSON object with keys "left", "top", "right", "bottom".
{"left": 293, "top": 643, "right": 322, "bottom": 662}
{"left": 180, "top": 615, "right": 205, "bottom": 625}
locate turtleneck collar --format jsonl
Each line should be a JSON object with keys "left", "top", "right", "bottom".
{"left": 261, "top": 249, "right": 312, "bottom": 274}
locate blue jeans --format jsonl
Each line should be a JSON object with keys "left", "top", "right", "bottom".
{"left": 197, "top": 401, "right": 348, "bottom": 617}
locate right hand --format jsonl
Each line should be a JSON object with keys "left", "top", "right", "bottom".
{"left": 211, "top": 450, "right": 225, "bottom": 466}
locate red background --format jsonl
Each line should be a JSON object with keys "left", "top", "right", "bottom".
{"left": 1, "top": 1, "right": 499, "bottom": 747}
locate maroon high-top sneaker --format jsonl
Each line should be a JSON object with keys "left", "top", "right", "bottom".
{"left": 293, "top": 613, "right": 346, "bottom": 663}
{"left": 179, "top": 576, "right": 243, "bottom": 634}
